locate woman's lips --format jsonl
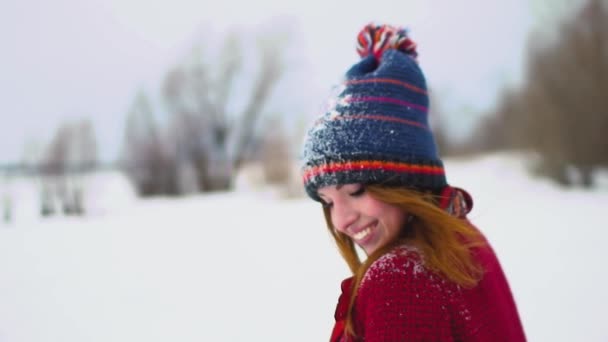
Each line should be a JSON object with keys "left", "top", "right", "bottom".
{"left": 352, "top": 223, "right": 376, "bottom": 243}
{"left": 353, "top": 226, "right": 371, "bottom": 240}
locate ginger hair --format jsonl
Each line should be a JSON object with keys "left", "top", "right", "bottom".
{"left": 322, "top": 185, "right": 486, "bottom": 337}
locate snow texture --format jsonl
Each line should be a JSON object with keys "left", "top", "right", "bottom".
{"left": 0, "top": 152, "right": 606, "bottom": 341}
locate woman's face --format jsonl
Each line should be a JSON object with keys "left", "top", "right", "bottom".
{"left": 317, "top": 184, "right": 408, "bottom": 255}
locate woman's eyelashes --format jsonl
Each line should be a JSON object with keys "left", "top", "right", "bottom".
{"left": 350, "top": 186, "right": 365, "bottom": 197}
{"left": 319, "top": 186, "right": 363, "bottom": 208}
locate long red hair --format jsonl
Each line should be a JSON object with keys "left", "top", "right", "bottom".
{"left": 323, "top": 185, "right": 486, "bottom": 337}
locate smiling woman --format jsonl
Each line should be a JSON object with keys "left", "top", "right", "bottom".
{"left": 317, "top": 184, "right": 407, "bottom": 256}
{"left": 300, "top": 23, "right": 526, "bottom": 341}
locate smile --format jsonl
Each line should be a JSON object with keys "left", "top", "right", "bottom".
{"left": 353, "top": 225, "right": 374, "bottom": 241}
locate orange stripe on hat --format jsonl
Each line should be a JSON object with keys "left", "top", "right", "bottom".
{"left": 303, "top": 160, "right": 444, "bottom": 182}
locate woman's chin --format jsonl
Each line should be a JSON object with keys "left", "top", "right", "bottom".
{"left": 359, "top": 242, "right": 380, "bottom": 256}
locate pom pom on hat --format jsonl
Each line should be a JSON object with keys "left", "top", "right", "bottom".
{"left": 301, "top": 23, "right": 445, "bottom": 201}
{"left": 356, "top": 23, "right": 418, "bottom": 60}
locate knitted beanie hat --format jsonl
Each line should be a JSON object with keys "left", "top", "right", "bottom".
{"left": 301, "top": 24, "right": 446, "bottom": 201}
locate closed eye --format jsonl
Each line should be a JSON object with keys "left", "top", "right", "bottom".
{"left": 350, "top": 186, "right": 365, "bottom": 197}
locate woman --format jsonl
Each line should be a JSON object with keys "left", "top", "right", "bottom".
{"left": 301, "top": 24, "right": 526, "bottom": 341}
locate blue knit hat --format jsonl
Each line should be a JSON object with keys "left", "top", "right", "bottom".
{"left": 301, "top": 24, "right": 446, "bottom": 201}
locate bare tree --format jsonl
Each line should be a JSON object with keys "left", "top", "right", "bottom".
{"left": 71, "top": 120, "right": 98, "bottom": 172}
{"left": 39, "top": 119, "right": 98, "bottom": 215}
{"left": 472, "top": 0, "right": 608, "bottom": 187}
{"left": 42, "top": 123, "right": 71, "bottom": 176}
{"left": 522, "top": 0, "right": 608, "bottom": 187}
{"left": 122, "top": 90, "right": 178, "bottom": 196}
{"left": 259, "top": 117, "right": 291, "bottom": 185}
{"left": 163, "top": 28, "right": 285, "bottom": 192}
{"left": 469, "top": 88, "right": 522, "bottom": 154}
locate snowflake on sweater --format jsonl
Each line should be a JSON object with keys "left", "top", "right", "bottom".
{"left": 361, "top": 245, "right": 429, "bottom": 287}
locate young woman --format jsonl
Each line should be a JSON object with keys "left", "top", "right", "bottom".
{"left": 300, "top": 24, "right": 526, "bottom": 341}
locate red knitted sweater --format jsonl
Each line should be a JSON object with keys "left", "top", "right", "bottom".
{"left": 330, "top": 241, "right": 526, "bottom": 342}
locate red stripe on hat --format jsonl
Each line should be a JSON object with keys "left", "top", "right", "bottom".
{"left": 312, "top": 113, "right": 428, "bottom": 131}
{"left": 332, "top": 113, "right": 428, "bottom": 129}
{"left": 345, "top": 78, "right": 427, "bottom": 95}
{"left": 303, "top": 160, "right": 444, "bottom": 182}
{"left": 345, "top": 96, "right": 428, "bottom": 113}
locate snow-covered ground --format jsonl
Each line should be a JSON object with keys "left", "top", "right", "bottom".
{"left": 0, "top": 153, "right": 606, "bottom": 341}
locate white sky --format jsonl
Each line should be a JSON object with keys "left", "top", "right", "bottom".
{"left": 1, "top": 0, "right": 536, "bottom": 163}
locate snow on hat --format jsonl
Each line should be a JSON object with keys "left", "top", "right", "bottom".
{"left": 301, "top": 23, "right": 446, "bottom": 201}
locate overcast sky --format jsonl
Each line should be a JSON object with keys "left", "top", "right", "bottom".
{"left": 1, "top": 0, "right": 536, "bottom": 164}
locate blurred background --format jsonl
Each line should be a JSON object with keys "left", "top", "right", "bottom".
{"left": 0, "top": 0, "right": 607, "bottom": 341}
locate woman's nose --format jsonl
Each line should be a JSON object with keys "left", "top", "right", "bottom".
{"left": 332, "top": 201, "right": 358, "bottom": 233}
